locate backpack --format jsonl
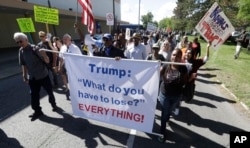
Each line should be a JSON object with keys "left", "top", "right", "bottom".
{"left": 30, "top": 44, "right": 50, "bottom": 69}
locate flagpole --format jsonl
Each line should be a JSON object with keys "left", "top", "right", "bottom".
{"left": 76, "top": 0, "right": 78, "bottom": 23}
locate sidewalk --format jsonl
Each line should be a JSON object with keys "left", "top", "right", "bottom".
{"left": 0, "top": 47, "right": 21, "bottom": 79}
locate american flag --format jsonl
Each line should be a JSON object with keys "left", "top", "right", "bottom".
{"left": 78, "top": 0, "right": 94, "bottom": 34}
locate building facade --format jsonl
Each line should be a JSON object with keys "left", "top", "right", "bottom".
{"left": 0, "top": 0, "right": 122, "bottom": 49}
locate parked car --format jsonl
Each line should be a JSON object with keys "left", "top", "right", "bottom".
{"left": 228, "top": 31, "right": 250, "bottom": 44}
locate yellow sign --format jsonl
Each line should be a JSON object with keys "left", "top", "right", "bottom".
{"left": 34, "top": 5, "right": 59, "bottom": 25}
{"left": 16, "top": 18, "right": 36, "bottom": 32}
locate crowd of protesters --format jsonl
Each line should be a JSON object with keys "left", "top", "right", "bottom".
{"left": 13, "top": 23, "right": 211, "bottom": 142}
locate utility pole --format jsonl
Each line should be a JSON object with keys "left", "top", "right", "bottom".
{"left": 112, "top": 0, "right": 117, "bottom": 35}
{"left": 47, "top": 0, "right": 57, "bottom": 36}
{"left": 138, "top": 0, "right": 141, "bottom": 31}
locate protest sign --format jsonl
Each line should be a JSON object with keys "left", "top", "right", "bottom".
{"left": 34, "top": 5, "right": 59, "bottom": 25}
{"left": 16, "top": 18, "right": 35, "bottom": 32}
{"left": 64, "top": 54, "right": 160, "bottom": 133}
{"left": 195, "top": 2, "right": 235, "bottom": 49}
{"left": 147, "top": 22, "right": 157, "bottom": 32}
{"left": 125, "top": 28, "right": 131, "bottom": 40}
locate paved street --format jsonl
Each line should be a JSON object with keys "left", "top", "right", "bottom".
{"left": 1, "top": 51, "right": 250, "bottom": 147}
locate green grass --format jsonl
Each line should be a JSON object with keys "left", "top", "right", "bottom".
{"left": 191, "top": 36, "right": 250, "bottom": 108}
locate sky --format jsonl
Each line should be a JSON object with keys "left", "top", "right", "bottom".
{"left": 121, "top": 0, "right": 177, "bottom": 24}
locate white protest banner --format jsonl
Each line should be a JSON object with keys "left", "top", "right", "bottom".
{"left": 195, "top": 2, "right": 235, "bottom": 49}
{"left": 64, "top": 54, "right": 160, "bottom": 133}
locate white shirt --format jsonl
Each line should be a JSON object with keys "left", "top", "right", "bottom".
{"left": 142, "top": 43, "right": 152, "bottom": 57}
{"left": 59, "top": 44, "right": 82, "bottom": 59}
{"left": 124, "top": 44, "right": 147, "bottom": 60}
{"left": 159, "top": 49, "right": 171, "bottom": 61}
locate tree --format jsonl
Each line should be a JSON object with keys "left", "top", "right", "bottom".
{"left": 141, "top": 12, "right": 154, "bottom": 29}
{"left": 158, "top": 18, "right": 173, "bottom": 30}
{"left": 237, "top": 0, "right": 250, "bottom": 28}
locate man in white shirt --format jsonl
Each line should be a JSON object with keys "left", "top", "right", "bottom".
{"left": 124, "top": 33, "right": 147, "bottom": 60}
{"left": 58, "top": 34, "right": 82, "bottom": 99}
{"left": 141, "top": 35, "right": 152, "bottom": 57}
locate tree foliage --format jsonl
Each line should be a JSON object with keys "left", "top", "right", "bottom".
{"left": 158, "top": 0, "right": 249, "bottom": 32}
{"left": 237, "top": 0, "right": 250, "bottom": 28}
{"left": 141, "top": 12, "right": 154, "bottom": 29}
{"left": 158, "top": 18, "right": 173, "bottom": 30}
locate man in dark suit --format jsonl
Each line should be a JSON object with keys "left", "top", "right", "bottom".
{"left": 93, "top": 33, "right": 125, "bottom": 59}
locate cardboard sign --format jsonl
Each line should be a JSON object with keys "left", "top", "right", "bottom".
{"left": 34, "top": 5, "right": 59, "bottom": 25}
{"left": 16, "top": 18, "right": 35, "bottom": 32}
{"left": 195, "top": 2, "right": 235, "bottom": 49}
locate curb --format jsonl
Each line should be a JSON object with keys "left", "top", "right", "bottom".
{"left": 218, "top": 80, "right": 250, "bottom": 111}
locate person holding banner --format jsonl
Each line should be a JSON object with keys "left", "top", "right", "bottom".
{"left": 13, "top": 32, "right": 58, "bottom": 121}
{"left": 158, "top": 49, "right": 188, "bottom": 142}
{"left": 93, "top": 33, "right": 125, "bottom": 59}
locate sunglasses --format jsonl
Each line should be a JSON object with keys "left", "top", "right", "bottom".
{"left": 16, "top": 40, "right": 23, "bottom": 44}
{"left": 39, "top": 36, "right": 45, "bottom": 38}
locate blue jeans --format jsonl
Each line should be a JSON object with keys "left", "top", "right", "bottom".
{"left": 29, "top": 75, "right": 56, "bottom": 113}
{"left": 158, "top": 92, "right": 181, "bottom": 135}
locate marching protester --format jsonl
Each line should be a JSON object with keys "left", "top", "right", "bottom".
{"left": 146, "top": 43, "right": 165, "bottom": 61}
{"left": 93, "top": 33, "right": 125, "bottom": 59}
{"left": 37, "top": 31, "right": 59, "bottom": 88}
{"left": 147, "top": 34, "right": 155, "bottom": 50}
{"left": 159, "top": 40, "right": 172, "bottom": 62}
{"left": 142, "top": 35, "right": 152, "bottom": 57}
{"left": 181, "top": 41, "right": 192, "bottom": 60}
{"left": 191, "top": 37, "right": 201, "bottom": 59}
{"left": 52, "top": 37, "right": 69, "bottom": 92}
{"left": 182, "top": 41, "right": 211, "bottom": 102}
{"left": 58, "top": 33, "right": 82, "bottom": 100}
{"left": 124, "top": 33, "right": 147, "bottom": 60}
{"left": 158, "top": 49, "right": 188, "bottom": 142}
{"left": 14, "top": 32, "right": 58, "bottom": 121}
{"left": 117, "top": 32, "right": 127, "bottom": 52}
{"left": 234, "top": 30, "right": 247, "bottom": 59}
{"left": 176, "top": 35, "right": 188, "bottom": 50}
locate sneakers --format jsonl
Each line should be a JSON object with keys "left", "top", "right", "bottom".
{"left": 157, "top": 135, "right": 166, "bottom": 143}
{"left": 29, "top": 111, "right": 44, "bottom": 121}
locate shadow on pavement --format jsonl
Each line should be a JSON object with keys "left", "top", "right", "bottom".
{"left": 195, "top": 91, "right": 236, "bottom": 104}
{"left": 195, "top": 77, "right": 222, "bottom": 85}
{"left": 39, "top": 107, "right": 127, "bottom": 148}
{"left": 174, "top": 106, "right": 247, "bottom": 135}
{"left": 198, "top": 68, "right": 221, "bottom": 71}
{"left": 0, "top": 128, "right": 23, "bottom": 148}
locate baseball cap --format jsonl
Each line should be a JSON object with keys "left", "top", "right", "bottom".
{"left": 152, "top": 43, "right": 160, "bottom": 49}
{"left": 103, "top": 33, "right": 113, "bottom": 40}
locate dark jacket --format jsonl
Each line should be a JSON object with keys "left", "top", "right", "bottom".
{"left": 93, "top": 45, "right": 125, "bottom": 58}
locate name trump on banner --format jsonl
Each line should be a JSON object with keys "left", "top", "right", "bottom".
{"left": 64, "top": 54, "right": 160, "bottom": 133}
